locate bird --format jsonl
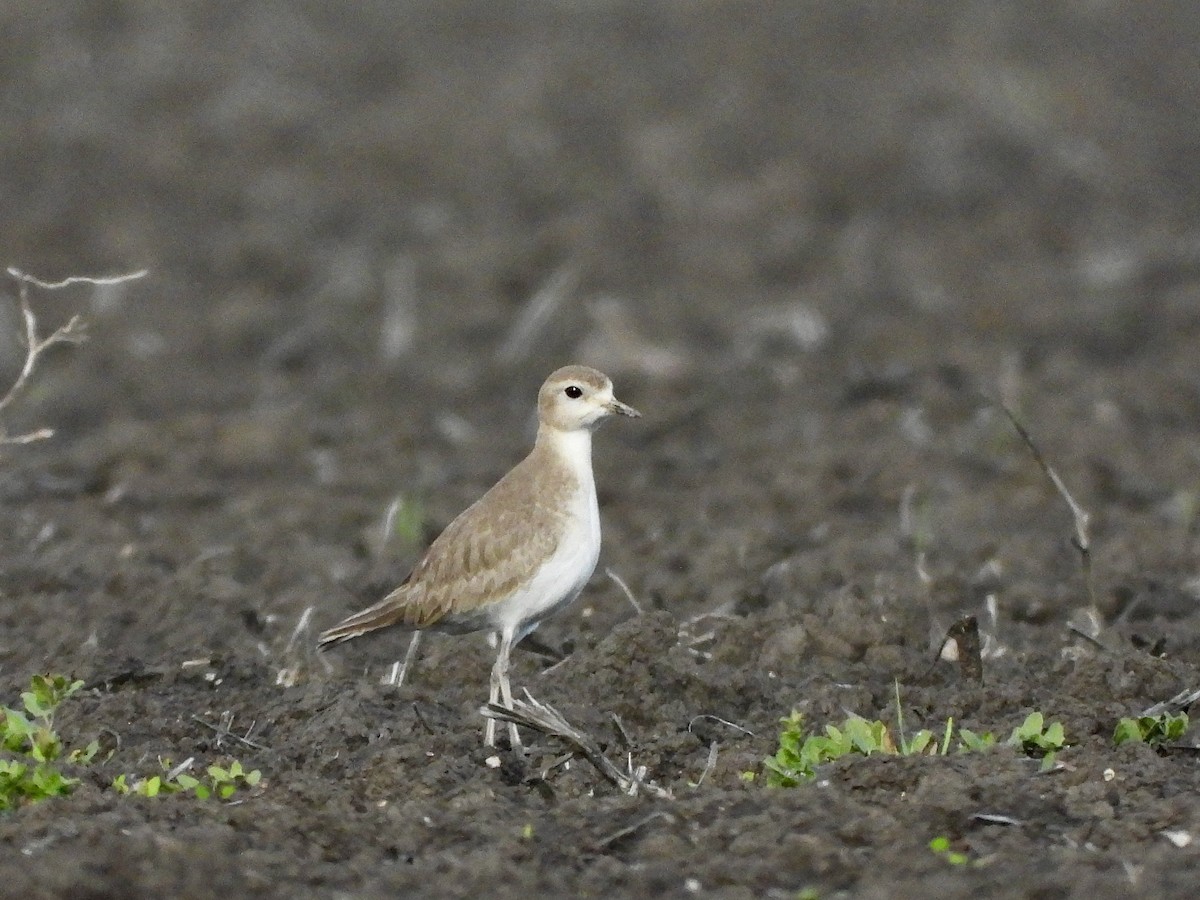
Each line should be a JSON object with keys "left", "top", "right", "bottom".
{"left": 317, "top": 365, "right": 640, "bottom": 748}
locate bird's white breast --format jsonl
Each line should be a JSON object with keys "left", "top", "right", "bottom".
{"left": 493, "top": 428, "right": 601, "bottom": 639}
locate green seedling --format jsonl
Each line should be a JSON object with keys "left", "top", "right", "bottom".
{"left": 0, "top": 675, "right": 98, "bottom": 810}
{"left": 957, "top": 728, "right": 997, "bottom": 752}
{"left": 1006, "top": 711, "right": 1067, "bottom": 770}
{"left": 1113, "top": 712, "right": 1188, "bottom": 748}
{"left": 113, "top": 757, "right": 262, "bottom": 800}
{"left": 764, "top": 711, "right": 866, "bottom": 787}
{"left": 929, "top": 835, "right": 971, "bottom": 866}
{"left": 764, "top": 704, "right": 1064, "bottom": 786}
{"left": 893, "top": 681, "right": 972, "bottom": 756}
{"left": 2, "top": 673, "right": 265, "bottom": 808}
{"left": 765, "top": 711, "right": 974, "bottom": 787}
{"left": 381, "top": 495, "right": 426, "bottom": 548}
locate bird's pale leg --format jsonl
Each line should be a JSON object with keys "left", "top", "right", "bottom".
{"left": 485, "top": 643, "right": 502, "bottom": 747}
{"left": 397, "top": 631, "right": 422, "bottom": 686}
{"left": 382, "top": 632, "right": 422, "bottom": 687}
{"left": 488, "top": 628, "right": 521, "bottom": 749}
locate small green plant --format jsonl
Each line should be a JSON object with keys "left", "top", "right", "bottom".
{"left": 764, "top": 706, "right": 1066, "bottom": 786}
{"left": 0, "top": 675, "right": 98, "bottom": 811}
{"left": 764, "top": 711, "right": 982, "bottom": 787}
{"left": 892, "top": 682, "right": 995, "bottom": 755}
{"left": 113, "top": 757, "right": 262, "bottom": 800}
{"left": 1, "top": 673, "right": 265, "bottom": 809}
{"left": 1113, "top": 712, "right": 1188, "bottom": 748}
{"left": 957, "top": 728, "right": 997, "bottom": 751}
{"left": 929, "top": 835, "right": 971, "bottom": 866}
{"left": 763, "top": 711, "right": 876, "bottom": 787}
{"left": 381, "top": 495, "right": 426, "bottom": 548}
{"left": 1006, "top": 711, "right": 1067, "bottom": 770}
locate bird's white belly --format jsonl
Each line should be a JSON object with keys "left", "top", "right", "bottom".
{"left": 493, "top": 485, "right": 601, "bottom": 638}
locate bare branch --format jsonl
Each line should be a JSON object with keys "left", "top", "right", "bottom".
{"left": 482, "top": 690, "right": 672, "bottom": 799}
{"left": 191, "top": 712, "right": 271, "bottom": 751}
{"left": 165, "top": 756, "right": 196, "bottom": 782}
{"left": 998, "top": 402, "right": 1097, "bottom": 611}
{"left": 381, "top": 632, "right": 423, "bottom": 687}
{"left": 1140, "top": 687, "right": 1200, "bottom": 718}
{"left": 379, "top": 254, "right": 418, "bottom": 362}
{"left": 686, "top": 714, "right": 755, "bottom": 738}
{"left": 5, "top": 267, "right": 149, "bottom": 290}
{"left": 594, "top": 811, "right": 675, "bottom": 850}
{"left": 605, "top": 567, "right": 643, "bottom": 615}
{"left": 1, "top": 266, "right": 145, "bottom": 446}
{"left": 277, "top": 605, "right": 320, "bottom": 687}
{"left": 692, "top": 741, "right": 719, "bottom": 788}
{"left": 0, "top": 427, "right": 56, "bottom": 445}
{"left": 495, "top": 266, "right": 577, "bottom": 364}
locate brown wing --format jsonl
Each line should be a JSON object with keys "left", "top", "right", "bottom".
{"left": 316, "top": 446, "right": 570, "bottom": 646}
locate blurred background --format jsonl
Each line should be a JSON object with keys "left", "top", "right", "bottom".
{"left": 5, "top": 2, "right": 1199, "bottom": 394}
{"left": 2, "top": 1, "right": 1200, "bottom": 665}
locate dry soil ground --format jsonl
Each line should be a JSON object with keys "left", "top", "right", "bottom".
{"left": 3, "top": 3, "right": 1200, "bottom": 898}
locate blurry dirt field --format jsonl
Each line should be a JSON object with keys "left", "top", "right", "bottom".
{"left": 4, "top": 2, "right": 1200, "bottom": 897}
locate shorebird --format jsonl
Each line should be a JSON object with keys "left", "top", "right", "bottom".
{"left": 317, "top": 365, "right": 640, "bottom": 747}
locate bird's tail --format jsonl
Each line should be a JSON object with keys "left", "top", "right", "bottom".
{"left": 316, "top": 595, "right": 413, "bottom": 649}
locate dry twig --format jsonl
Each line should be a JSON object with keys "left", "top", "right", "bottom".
{"left": 379, "top": 253, "right": 418, "bottom": 362}
{"left": 999, "top": 403, "right": 1098, "bottom": 612}
{"left": 382, "top": 633, "right": 423, "bottom": 687}
{"left": 594, "top": 810, "right": 676, "bottom": 850}
{"left": 605, "top": 567, "right": 643, "bottom": 615}
{"left": 1141, "top": 687, "right": 1200, "bottom": 718}
{"left": 686, "top": 714, "right": 755, "bottom": 738}
{"left": 191, "top": 711, "right": 270, "bottom": 751}
{"left": 2, "top": 266, "right": 146, "bottom": 445}
{"left": 692, "top": 741, "right": 719, "bottom": 788}
{"left": 277, "top": 605, "right": 327, "bottom": 686}
{"left": 482, "top": 690, "right": 672, "bottom": 798}
{"left": 495, "top": 267, "right": 577, "bottom": 364}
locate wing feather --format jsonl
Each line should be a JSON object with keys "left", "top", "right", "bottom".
{"left": 317, "top": 445, "right": 571, "bottom": 647}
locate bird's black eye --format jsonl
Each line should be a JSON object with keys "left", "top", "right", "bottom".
{"left": 564, "top": 385, "right": 583, "bottom": 399}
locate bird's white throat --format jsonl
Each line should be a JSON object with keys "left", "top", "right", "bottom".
{"left": 538, "top": 426, "right": 595, "bottom": 486}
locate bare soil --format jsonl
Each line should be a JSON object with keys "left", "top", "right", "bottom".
{"left": 3, "top": 3, "right": 1200, "bottom": 897}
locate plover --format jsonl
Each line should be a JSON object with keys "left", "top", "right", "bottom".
{"left": 317, "top": 365, "right": 640, "bottom": 747}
